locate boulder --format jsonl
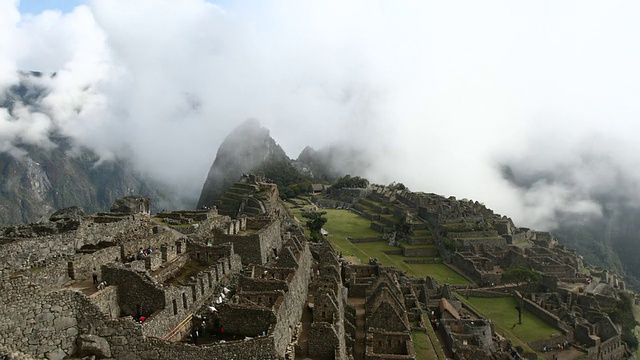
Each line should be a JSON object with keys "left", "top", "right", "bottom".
{"left": 46, "top": 348, "right": 67, "bottom": 360}
{"left": 49, "top": 206, "right": 85, "bottom": 232}
{"left": 76, "top": 334, "right": 111, "bottom": 359}
{"left": 110, "top": 195, "right": 150, "bottom": 215}
{"left": 49, "top": 206, "right": 86, "bottom": 222}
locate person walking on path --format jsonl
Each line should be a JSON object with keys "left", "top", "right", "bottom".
{"left": 92, "top": 268, "right": 98, "bottom": 284}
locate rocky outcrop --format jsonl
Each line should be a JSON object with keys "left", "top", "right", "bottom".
{"left": 76, "top": 334, "right": 111, "bottom": 358}
{"left": 197, "top": 119, "right": 290, "bottom": 208}
{"left": 296, "top": 144, "right": 370, "bottom": 182}
{"left": 110, "top": 195, "right": 151, "bottom": 214}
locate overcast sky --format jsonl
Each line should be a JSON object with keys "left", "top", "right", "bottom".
{"left": 2, "top": 0, "right": 640, "bottom": 229}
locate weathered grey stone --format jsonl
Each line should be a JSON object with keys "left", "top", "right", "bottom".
{"left": 110, "top": 336, "right": 127, "bottom": 346}
{"left": 118, "top": 351, "right": 140, "bottom": 360}
{"left": 110, "top": 196, "right": 150, "bottom": 215}
{"left": 49, "top": 206, "right": 86, "bottom": 223}
{"left": 139, "top": 349, "right": 159, "bottom": 360}
{"left": 67, "top": 327, "right": 78, "bottom": 337}
{"left": 76, "top": 334, "right": 111, "bottom": 359}
{"left": 97, "top": 327, "right": 115, "bottom": 337}
{"left": 45, "top": 348, "right": 67, "bottom": 360}
{"left": 53, "top": 317, "right": 76, "bottom": 330}
{"left": 35, "top": 312, "right": 54, "bottom": 322}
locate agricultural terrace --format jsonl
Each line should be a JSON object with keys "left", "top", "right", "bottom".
{"left": 458, "top": 295, "right": 561, "bottom": 355}
{"left": 287, "top": 201, "right": 469, "bottom": 285}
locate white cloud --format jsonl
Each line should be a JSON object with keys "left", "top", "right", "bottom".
{"left": 2, "top": 0, "right": 640, "bottom": 228}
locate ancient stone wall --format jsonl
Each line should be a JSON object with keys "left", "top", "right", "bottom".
{"left": 271, "top": 242, "right": 312, "bottom": 356}
{"left": 371, "top": 222, "right": 387, "bottom": 233}
{"left": 75, "top": 214, "right": 151, "bottom": 248}
{"left": 352, "top": 207, "right": 379, "bottom": 221}
{"left": 401, "top": 245, "right": 439, "bottom": 257}
{"left": 121, "top": 228, "right": 184, "bottom": 262}
{"left": 0, "top": 271, "right": 282, "bottom": 360}
{"left": 528, "top": 336, "right": 569, "bottom": 352}
{"left": 327, "top": 188, "right": 371, "bottom": 203}
{"left": 101, "top": 266, "right": 165, "bottom": 317}
{"left": 0, "top": 233, "right": 75, "bottom": 269}
{"left": 599, "top": 335, "right": 625, "bottom": 360}
{"left": 153, "top": 253, "right": 189, "bottom": 284}
{"left": 368, "top": 331, "right": 412, "bottom": 356}
{"left": 217, "top": 304, "right": 275, "bottom": 336}
{"left": 0, "top": 274, "right": 77, "bottom": 359}
{"left": 446, "top": 230, "right": 499, "bottom": 239}
{"left": 71, "top": 246, "right": 121, "bottom": 281}
{"left": 215, "top": 220, "right": 283, "bottom": 265}
{"left": 240, "top": 276, "right": 289, "bottom": 292}
{"left": 140, "top": 335, "right": 279, "bottom": 360}
{"left": 515, "top": 292, "right": 570, "bottom": 336}
{"left": 308, "top": 323, "right": 340, "bottom": 358}
{"left": 188, "top": 242, "right": 233, "bottom": 263}
{"left": 89, "top": 285, "right": 121, "bottom": 319}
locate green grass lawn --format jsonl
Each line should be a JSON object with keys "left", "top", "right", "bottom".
{"left": 412, "top": 330, "right": 440, "bottom": 359}
{"left": 296, "top": 208, "right": 470, "bottom": 285}
{"left": 322, "top": 209, "right": 383, "bottom": 239}
{"left": 286, "top": 203, "right": 469, "bottom": 284}
{"left": 459, "top": 296, "right": 560, "bottom": 344}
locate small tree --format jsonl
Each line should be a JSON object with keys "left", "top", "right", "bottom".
{"left": 501, "top": 267, "right": 542, "bottom": 325}
{"left": 301, "top": 211, "right": 328, "bottom": 242}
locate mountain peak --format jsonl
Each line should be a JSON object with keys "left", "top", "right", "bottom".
{"left": 197, "top": 119, "right": 289, "bottom": 208}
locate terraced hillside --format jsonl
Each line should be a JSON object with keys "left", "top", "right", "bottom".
{"left": 286, "top": 197, "right": 469, "bottom": 285}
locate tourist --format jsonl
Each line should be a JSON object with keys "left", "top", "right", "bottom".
{"left": 92, "top": 268, "right": 98, "bottom": 284}
{"left": 97, "top": 281, "right": 107, "bottom": 290}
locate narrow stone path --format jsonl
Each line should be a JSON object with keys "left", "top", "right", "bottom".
{"left": 350, "top": 297, "right": 366, "bottom": 360}
{"left": 65, "top": 278, "right": 97, "bottom": 296}
{"left": 297, "top": 290, "right": 315, "bottom": 357}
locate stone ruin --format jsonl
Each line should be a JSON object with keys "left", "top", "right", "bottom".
{"left": 316, "top": 182, "right": 634, "bottom": 359}
{"left": 0, "top": 176, "right": 634, "bottom": 360}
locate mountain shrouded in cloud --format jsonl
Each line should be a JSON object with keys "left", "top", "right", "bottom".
{"left": 197, "top": 119, "right": 289, "bottom": 208}
{"left": 3, "top": 0, "right": 640, "bottom": 241}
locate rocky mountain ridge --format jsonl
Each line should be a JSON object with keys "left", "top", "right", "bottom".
{"left": 0, "top": 73, "right": 181, "bottom": 225}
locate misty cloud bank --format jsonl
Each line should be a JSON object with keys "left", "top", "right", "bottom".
{"left": 2, "top": 0, "right": 640, "bottom": 229}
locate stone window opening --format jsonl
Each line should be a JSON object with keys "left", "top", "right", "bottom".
{"left": 173, "top": 300, "right": 178, "bottom": 315}
{"left": 182, "top": 293, "right": 188, "bottom": 309}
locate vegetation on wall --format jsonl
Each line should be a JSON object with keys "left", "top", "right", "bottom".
{"left": 301, "top": 211, "right": 328, "bottom": 242}
{"left": 603, "top": 291, "right": 638, "bottom": 351}
{"left": 501, "top": 267, "right": 542, "bottom": 325}
{"left": 255, "top": 160, "right": 313, "bottom": 199}
{"left": 330, "top": 175, "right": 369, "bottom": 190}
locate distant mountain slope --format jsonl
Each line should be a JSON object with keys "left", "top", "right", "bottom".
{"left": 0, "top": 72, "right": 179, "bottom": 225}
{"left": 197, "top": 119, "right": 291, "bottom": 208}
{"left": 0, "top": 139, "right": 175, "bottom": 225}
